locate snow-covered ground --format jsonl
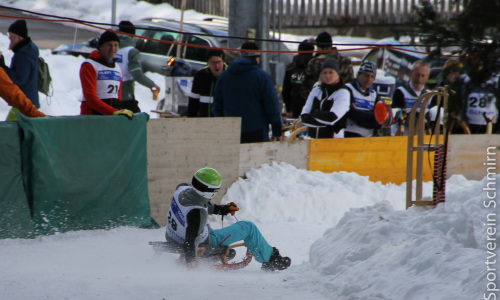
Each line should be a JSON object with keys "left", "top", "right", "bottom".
{"left": 0, "top": 1, "right": 498, "bottom": 300}
{"left": 0, "top": 163, "right": 497, "bottom": 300}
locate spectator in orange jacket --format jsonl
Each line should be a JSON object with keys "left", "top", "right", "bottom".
{"left": 79, "top": 30, "right": 133, "bottom": 119}
{"left": 0, "top": 67, "right": 45, "bottom": 118}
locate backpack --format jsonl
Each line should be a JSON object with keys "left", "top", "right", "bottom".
{"left": 38, "top": 57, "right": 52, "bottom": 96}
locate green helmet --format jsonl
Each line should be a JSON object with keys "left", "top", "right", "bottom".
{"left": 192, "top": 167, "right": 222, "bottom": 200}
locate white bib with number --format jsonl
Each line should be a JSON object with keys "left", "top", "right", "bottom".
{"left": 85, "top": 59, "right": 122, "bottom": 99}
{"left": 466, "top": 90, "right": 499, "bottom": 125}
{"left": 166, "top": 185, "right": 209, "bottom": 244}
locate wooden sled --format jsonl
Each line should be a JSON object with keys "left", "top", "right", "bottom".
{"left": 149, "top": 241, "right": 252, "bottom": 270}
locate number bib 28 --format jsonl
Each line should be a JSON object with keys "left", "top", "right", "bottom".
{"left": 466, "top": 91, "right": 499, "bottom": 125}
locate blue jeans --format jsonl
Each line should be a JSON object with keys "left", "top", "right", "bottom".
{"left": 209, "top": 220, "right": 273, "bottom": 263}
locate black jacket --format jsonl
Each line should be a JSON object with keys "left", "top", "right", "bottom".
{"left": 187, "top": 66, "right": 224, "bottom": 117}
{"left": 282, "top": 54, "right": 313, "bottom": 118}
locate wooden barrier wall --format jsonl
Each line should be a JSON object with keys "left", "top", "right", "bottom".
{"left": 147, "top": 118, "right": 241, "bottom": 225}
{"left": 239, "top": 140, "right": 308, "bottom": 177}
{"left": 308, "top": 136, "right": 443, "bottom": 184}
{"left": 147, "top": 118, "right": 499, "bottom": 225}
{"left": 447, "top": 135, "right": 500, "bottom": 181}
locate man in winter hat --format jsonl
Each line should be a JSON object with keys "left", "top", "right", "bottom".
{"left": 301, "top": 31, "right": 354, "bottom": 102}
{"left": 79, "top": 30, "right": 133, "bottom": 119}
{"left": 116, "top": 20, "right": 160, "bottom": 113}
{"left": 344, "top": 61, "right": 393, "bottom": 138}
{"left": 0, "top": 19, "right": 40, "bottom": 121}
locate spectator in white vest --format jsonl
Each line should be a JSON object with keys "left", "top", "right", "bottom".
{"left": 116, "top": 20, "right": 160, "bottom": 113}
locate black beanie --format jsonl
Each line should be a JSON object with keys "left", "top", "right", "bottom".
{"left": 118, "top": 20, "right": 135, "bottom": 35}
{"left": 98, "top": 31, "right": 120, "bottom": 48}
{"left": 240, "top": 41, "right": 260, "bottom": 57}
{"left": 8, "top": 20, "right": 28, "bottom": 39}
{"left": 298, "top": 39, "right": 314, "bottom": 52}
{"left": 315, "top": 31, "right": 332, "bottom": 48}
{"left": 321, "top": 58, "right": 339, "bottom": 74}
{"left": 206, "top": 49, "right": 225, "bottom": 61}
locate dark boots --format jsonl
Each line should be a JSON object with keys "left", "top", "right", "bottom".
{"left": 261, "top": 247, "right": 291, "bottom": 271}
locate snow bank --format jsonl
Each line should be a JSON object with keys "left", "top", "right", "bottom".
{"left": 224, "top": 162, "right": 424, "bottom": 225}
{"left": 300, "top": 174, "right": 497, "bottom": 299}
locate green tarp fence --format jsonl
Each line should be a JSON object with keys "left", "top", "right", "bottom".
{"left": 0, "top": 122, "right": 34, "bottom": 239}
{"left": 0, "top": 113, "right": 156, "bottom": 239}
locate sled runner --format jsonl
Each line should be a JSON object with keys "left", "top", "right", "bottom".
{"left": 149, "top": 241, "right": 252, "bottom": 270}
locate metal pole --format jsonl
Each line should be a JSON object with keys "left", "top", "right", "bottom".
{"left": 259, "top": 0, "right": 269, "bottom": 73}
{"left": 177, "top": 0, "right": 187, "bottom": 58}
{"left": 111, "top": 0, "right": 117, "bottom": 26}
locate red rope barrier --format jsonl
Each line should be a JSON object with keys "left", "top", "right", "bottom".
{"left": 0, "top": 13, "right": 459, "bottom": 58}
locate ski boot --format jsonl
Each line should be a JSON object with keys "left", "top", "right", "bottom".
{"left": 261, "top": 247, "right": 291, "bottom": 271}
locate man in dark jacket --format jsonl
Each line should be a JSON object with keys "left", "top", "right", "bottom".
{"left": 187, "top": 49, "right": 226, "bottom": 117}
{"left": 282, "top": 39, "right": 314, "bottom": 118}
{"left": 301, "top": 31, "right": 354, "bottom": 101}
{"left": 0, "top": 20, "right": 39, "bottom": 121}
{"left": 212, "top": 42, "right": 282, "bottom": 143}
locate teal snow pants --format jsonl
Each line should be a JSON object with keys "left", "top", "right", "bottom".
{"left": 209, "top": 220, "right": 273, "bottom": 263}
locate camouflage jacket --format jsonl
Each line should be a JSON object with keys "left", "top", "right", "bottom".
{"left": 300, "top": 49, "right": 354, "bottom": 100}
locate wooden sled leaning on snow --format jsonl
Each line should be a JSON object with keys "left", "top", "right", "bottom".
{"left": 148, "top": 241, "right": 252, "bottom": 270}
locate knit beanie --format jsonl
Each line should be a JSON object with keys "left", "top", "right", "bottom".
{"left": 118, "top": 20, "right": 135, "bottom": 35}
{"left": 298, "top": 39, "right": 314, "bottom": 52}
{"left": 321, "top": 58, "right": 339, "bottom": 74}
{"left": 357, "top": 61, "right": 377, "bottom": 77}
{"left": 8, "top": 20, "right": 28, "bottom": 39}
{"left": 206, "top": 49, "right": 225, "bottom": 61}
{"left": 240, "top": 41, "right": 260, "bottom": 57}
{"left": 98, "top": 30, "right": 120, "bottom": 48}
{"left": 315, "top": 31, "right": 332, "bottom": 48}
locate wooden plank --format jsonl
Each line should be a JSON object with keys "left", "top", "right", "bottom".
{"left": 239, "top": 140, "right": 309, "bottom": 176}
{"left": 448, "top": 134, "right": 500, "bottom": 181}
{"left": 147, "top": 117, "right": 241, "bottom": 225}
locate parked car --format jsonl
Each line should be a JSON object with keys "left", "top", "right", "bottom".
{"left": 53, "top": 18, "right": 229, "bottom": 76}
{"left": 53, "top": 18, "right": 293, "bottom": 78}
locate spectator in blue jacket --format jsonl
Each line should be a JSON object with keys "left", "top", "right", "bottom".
{"left": 212, "top": 42, "right": 282, "bottom": 143}
{"left": 0, "top": 20, "right": 39, "bottom": 121}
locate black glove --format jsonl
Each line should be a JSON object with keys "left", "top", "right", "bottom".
{"left": 217, "top": 202, "right": 239, "bottom": 216}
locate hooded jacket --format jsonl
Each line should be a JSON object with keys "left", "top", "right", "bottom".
{"left": 212, "top": 57, "right": 282, "bottom": 141}
{"left": 2, "top": 37, "right": 39, "bottom": 108}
